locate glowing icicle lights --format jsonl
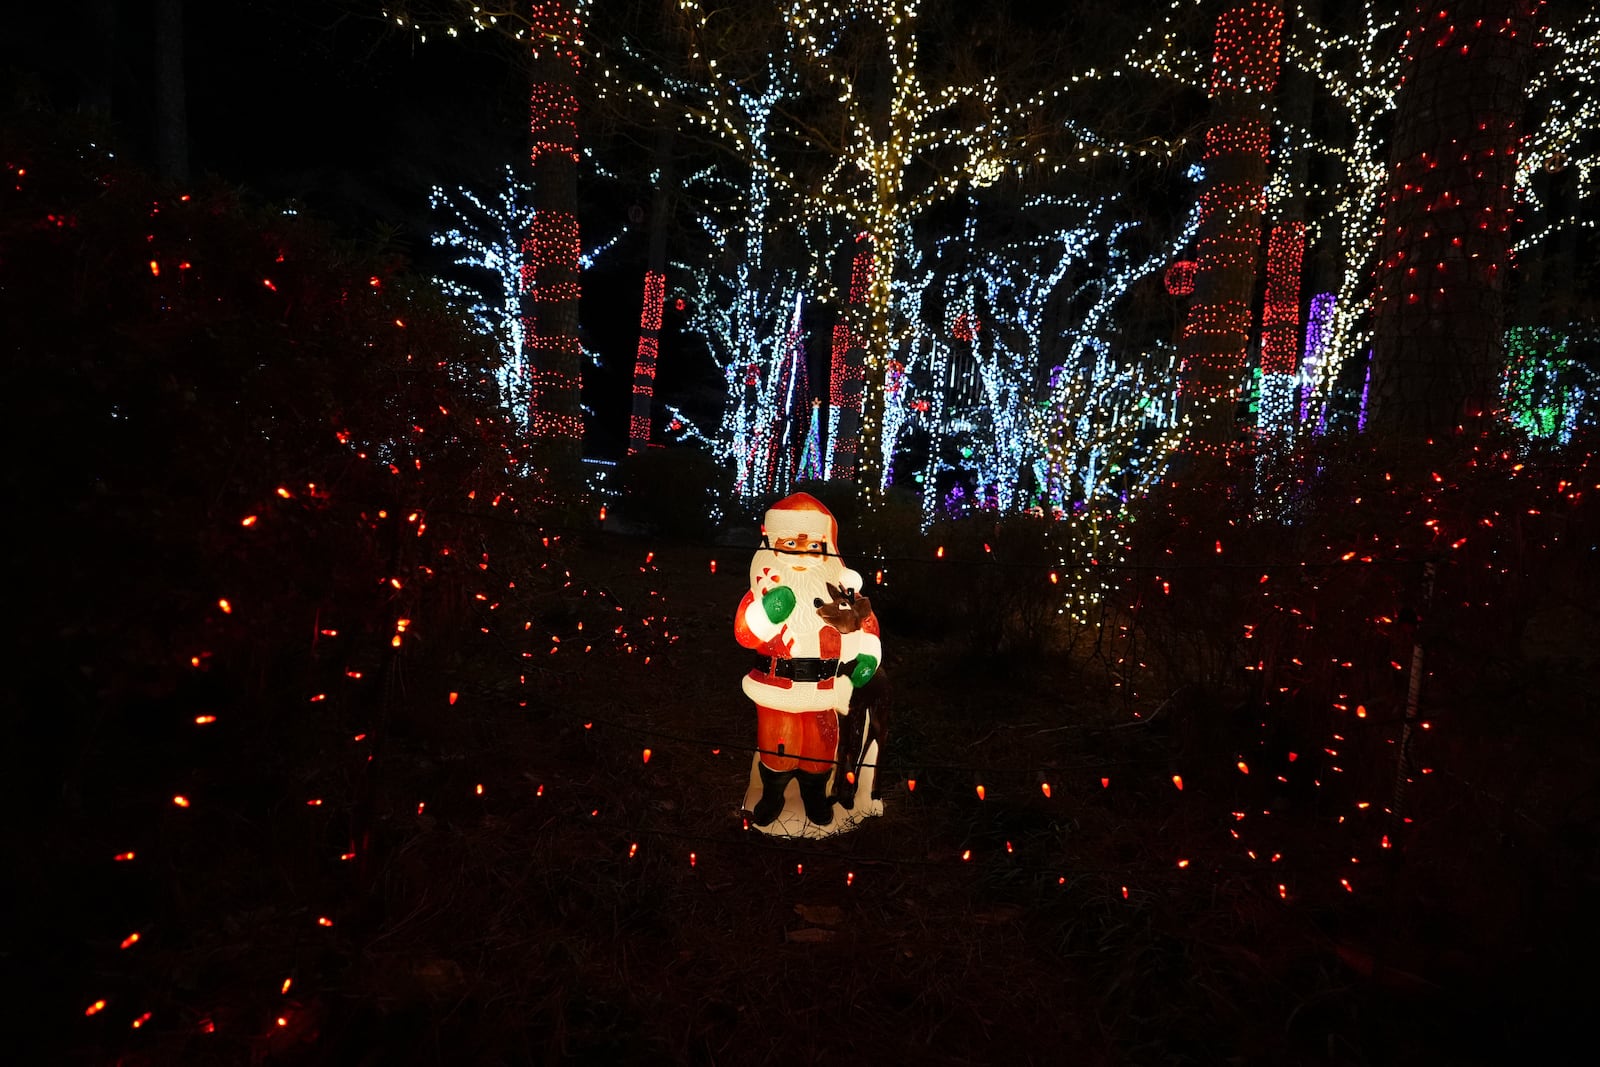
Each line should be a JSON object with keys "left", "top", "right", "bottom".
{"left": 430, "top": 169, "right": 540, "bottom": 428}
{"left": 1299, "top": 292, "right": 1336, "bottom": 430}
{"left": 430, "top": 165, "right": 625, "bottom": 432}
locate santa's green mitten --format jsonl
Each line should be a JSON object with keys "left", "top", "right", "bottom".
{"left": 850, "top": 653, "right": 878, "bottom": 688}
{"left": 762, "top": 584, "right": 797, "bottom": 623}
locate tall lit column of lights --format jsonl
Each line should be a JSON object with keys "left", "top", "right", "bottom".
{"left": 827, "top": 236, "right": 875, "bottom": 483}
{"left": 430, "top": 166, "right": 628, "bottom": 433}
{"left": 1298, "top": 291, "right": 1336, "bottom": 428}
{"left": 1257, "top": 220, "right": 1305, "bottom": 437}
{"left": 1176, "top": 3, "right": 1282, "bottom": 454}
{"left": 822, "top": 321, "right": 847, "bottom": 481}
{"left": 767, "top": 294, "right": 810, "bottom": 494}
{"left": 1368, "top": 1, "right": 1542, "bottom": 436}
{"left": 874, "top": 238, "right": 938, "bottom": 491}
{"left": 797, "top": 400, "right": 825, "bottom": 481}
{"left": 627, "top": 270, "right": 666, "bottom": 453}
{"left": 918, "top": 221, "right": 970, "bottom": 528}
{"left": 1123, "top": 2, "right": 1405, "bottom": 425}
{"left": 522, "top": 0, "right": 585, "bottom": 449}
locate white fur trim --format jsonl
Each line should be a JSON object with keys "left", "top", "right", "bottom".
{"left": 838, "top": 567, "right": 864, "bottom": 592}
{"left": 743, "top": 596, "right": 784, "bottom": 643}
{"left": 742, "top": 673, "right": 833, "bottom": 712}
{"left": 763, "top": 492, "right": 838, "bottom": 548}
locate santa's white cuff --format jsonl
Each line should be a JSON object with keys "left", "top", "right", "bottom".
{"left": 744, "top": 596, "right": 784, "bottom": 643}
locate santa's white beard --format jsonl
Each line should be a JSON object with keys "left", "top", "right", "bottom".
{"left": 777, "top": 566, "right": 835, "bottom": 618}
{"left": 751, "top": 550, "right": 845, "bottom": 648}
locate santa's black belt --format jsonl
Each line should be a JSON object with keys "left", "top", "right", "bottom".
{"left": 759, "top": 656, "right": 857, "bottom": 683}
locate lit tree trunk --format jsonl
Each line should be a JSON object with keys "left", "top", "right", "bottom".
{"left": 1257, "top": 0, "right": 1315, "bottom": 449}
{"left": 1368, "top": 0, "right": 1540, "bottom": 438}
{"left": 828, "top": 237, "right": 875, "bottom": 483}
{"left": 1178, "top": 4, "right": 1283, "bottom": 455}
{"left": 856, "top": 216, "right": 894, "bottom": 494}
{"left": 523, "top": 1, "right": 585, "bottom": 477}
{"left": 627, "top": 120, "right": 675, "bottom": 455}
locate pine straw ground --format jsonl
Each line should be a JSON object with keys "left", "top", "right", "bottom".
{"left": 275, "top": 533, "right": 1580, "bottom": 1067}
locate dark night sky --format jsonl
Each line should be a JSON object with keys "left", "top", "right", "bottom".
{"left": 4, "top": 0, "right": 703, "bottom": 459}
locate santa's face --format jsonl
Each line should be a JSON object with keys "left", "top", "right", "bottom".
{"left": 750, "top": 530, "right": 845, "bottom": 626}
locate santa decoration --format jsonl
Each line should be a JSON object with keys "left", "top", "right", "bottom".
{"left": 735, "top": 492, "right": 886, "bottom": 837}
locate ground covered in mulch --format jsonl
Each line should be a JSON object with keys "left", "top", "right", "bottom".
{"left": 241, "top": 532, "right": 1580, "bottom": 1067}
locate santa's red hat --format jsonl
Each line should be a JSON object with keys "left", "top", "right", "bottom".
{"left": 762, "top": 492, "right": 838, "bottom": 550}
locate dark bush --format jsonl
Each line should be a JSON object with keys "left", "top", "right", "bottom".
{"left": 1110, "top": 432, "right": 1600, "bottom": 999}
{"left": 606, "top": 445, "right": 736, "bottom": 540}
{"left": 3, "top": 111, "right": 552, "bottom": 1060}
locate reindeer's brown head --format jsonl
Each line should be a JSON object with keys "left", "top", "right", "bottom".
{"left": 814, "top": 581, "right": 873, "bottom": 634}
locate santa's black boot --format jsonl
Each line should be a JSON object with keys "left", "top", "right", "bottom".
{"left": 752, "top": 763, "right": 794, "bottom": 827}
{"left": 796, "top": 770, "right": 835, "bottom": 826}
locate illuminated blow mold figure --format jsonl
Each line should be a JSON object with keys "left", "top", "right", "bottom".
{"left": 736, "top": 492, "right": 885, "bottom": 837}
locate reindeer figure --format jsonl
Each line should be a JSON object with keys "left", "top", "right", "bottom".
{"left": 814, "top": 582, "right": 890, "bottom": 811}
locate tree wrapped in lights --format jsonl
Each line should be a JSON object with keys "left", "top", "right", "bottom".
{"left": 828, "top": 236, "right": 876, "bottom": 483}
{"left": 627, "top": 120, "right": 678, "bottom": 454}
{"left": 430, "top": 168, "right": 539, "bottom": 425}
{"left": 1176, "top": 2, "right": 1283, "bottom": 454}
{"left": 1369, "top": 0, "right": 1542, "bottom": 438}
{"left": 615, "top": 17, "right": 841, "bottom": 501}
{"left": 1513, "top": 7, "right": 1600, "bottom": 260}
{"left": 1041, "top": 208, "right": 1198, "bottom": 602}
{"left": 652, "top": 98, "right": 832, "bottom": 499}
{"left": 523, "top": 0, "right": 586, "bottom": 466}
{"left": 1123, "top": 0, "right": 1405, "bottom": 428}
{"left": 939, "top": 201, "right": 1114, "bottom": 515}
{"left": 430, "top": 165, "right": 626, "bottom": 433}
{"left": 666, "top": 269, "right": 814, "bottom": 501}
{"left": 1124, "top": 0, "right": 1590, "bottom": 428}
{"left": 901, "top": 190, "right": 1198, "bottom": 529}
{"left": 596, "top": 0, "right": 1066, "bottom": 501}
{"left": 1257, "top": 219, "right": 1306, "bottom": 438}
